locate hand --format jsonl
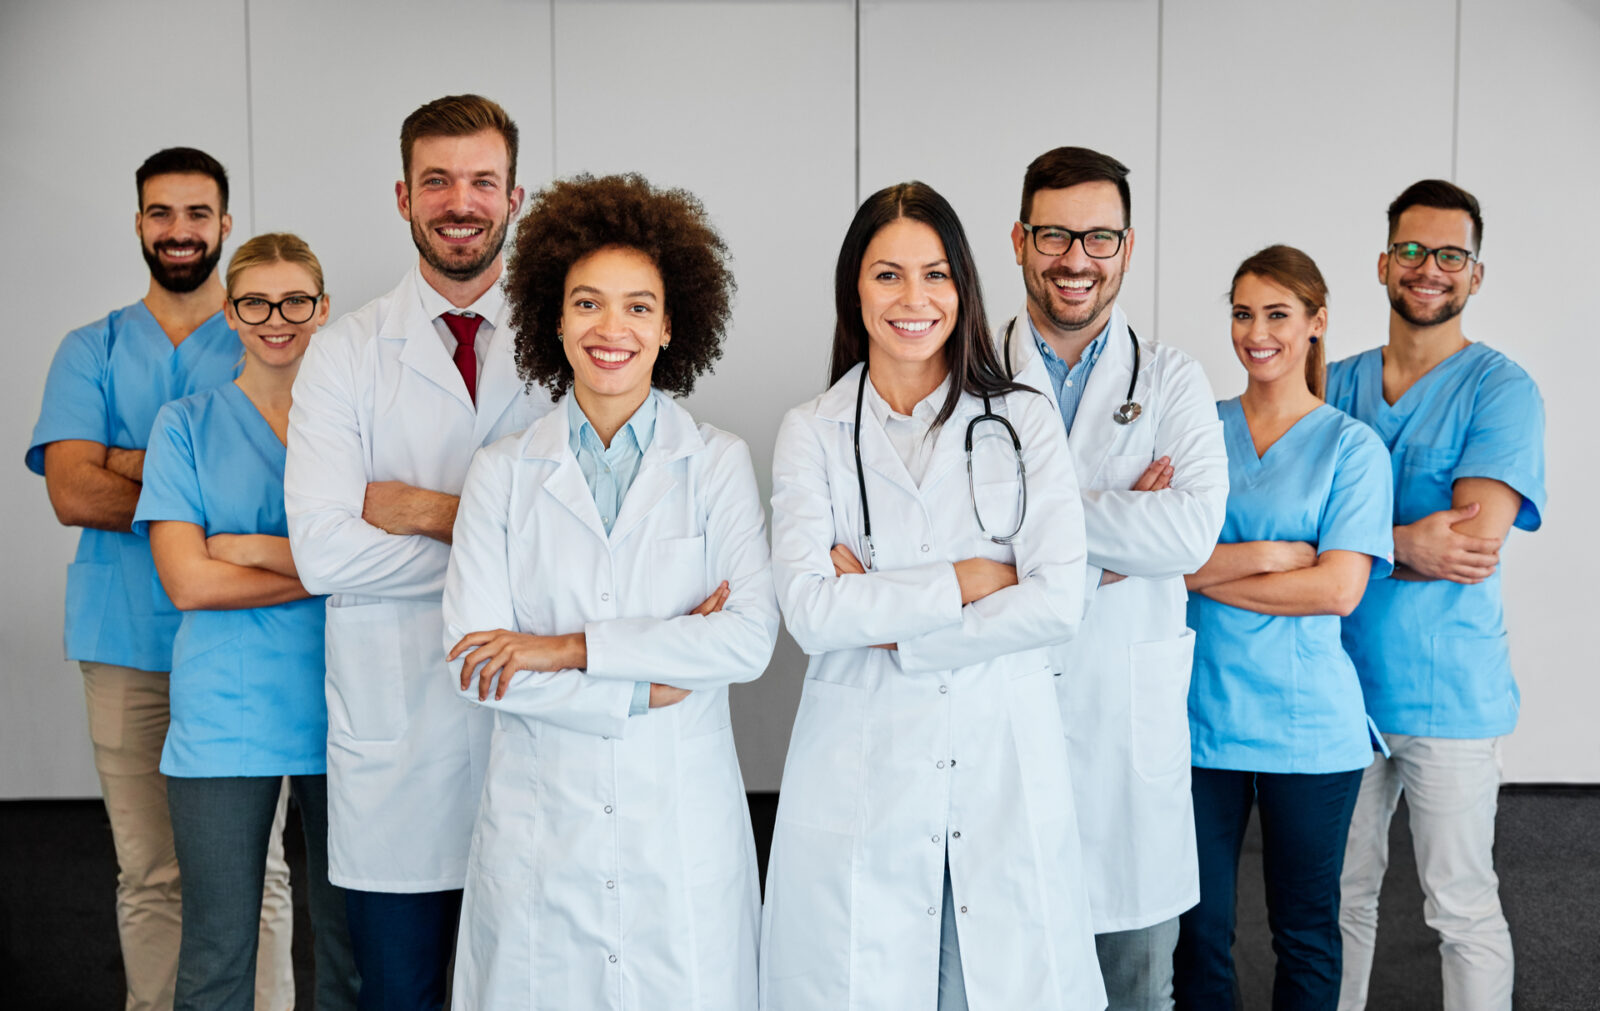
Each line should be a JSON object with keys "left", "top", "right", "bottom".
{"left": 1100, "top": 570, "right": 1127, "bottom": 587}
{"left": 104, "top": 447, "right": 145, "bottom": 483}
{"left": 1130, "top": 456, "right": 1173, "bottom": 491}
{"left": 205, "top": 533, "right": 250, "bottom": 566}
{"left": 830, "top": 544, "right": 866, "bottom": 577}
{"left": 952, "top": 557, "right": 1018, "bottom": 605}
{"left": 648, "top": 683, "right": 691, "bottom": 708}
{"left": 450, "top": 630, "right": 584, "bottom": 701}
{"left": 1262, "top": 541, "right": 1318, "bottom": 573}
{"left": 692, "top": 581, "right": 730, "bottom": 615}
{"left": 1395, "top": 503, "right": 1502, "bottom": 583}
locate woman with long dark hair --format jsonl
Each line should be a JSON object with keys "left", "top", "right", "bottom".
{"left": 762, "top": 182, "right": 1104, "bottom": 1009}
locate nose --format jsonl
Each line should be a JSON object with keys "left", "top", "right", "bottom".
{"left": 901, "top": 276, "right": 932, "bottom": 307}
{"left": 598, "top": 302, "right": 631, "bottom": 334}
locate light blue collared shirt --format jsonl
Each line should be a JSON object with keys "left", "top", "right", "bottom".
{"left": 1029, "top": 315, "right": 1111, "bottom": 435}
{"left": 567, "top": 394, "right": 659, "bottom": 715}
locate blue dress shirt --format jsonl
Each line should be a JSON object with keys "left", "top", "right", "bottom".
{"left": 1028, "top": 316, "right": 1111, "bottom": 435}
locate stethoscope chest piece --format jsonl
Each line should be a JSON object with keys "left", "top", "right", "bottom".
{"left": 1112, "top": 400, "right": 1142, "bottom": 425}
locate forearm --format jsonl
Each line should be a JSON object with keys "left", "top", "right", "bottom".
{"left": 1198, "top": 552, "right": 1370, "bottom": 617}
{"left": 366, "top": 482, "right": 460, "bottom": 543}
{"left": 213, "top": 534, "right": 299, "bottom": 577}
{"left": 161, "top": 556, "right": 312, "bottom": 611}
{"left": 1185, "top": 543, "right": 1276, "bottom": 591}
{"left": 104, "top": 447, "right": 145, "bottom": 483}
{"left": 43, "top": 443, "right": 142, "bottom": 531}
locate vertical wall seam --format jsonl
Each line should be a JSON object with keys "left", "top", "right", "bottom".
{"left": 853, "top": 0, "right": 861, "bottom": 205}
{"left": 1451, "top": 0, "right": 1462, "bottom": 179}
{"left": 1152, "top": 0, "right": 1163, "bottom": 336}
{"left": 549, "top": 0, "right": 559, "bottom": 179}
{"left": 243, "top": 0, "right": 257, "bottom": 228}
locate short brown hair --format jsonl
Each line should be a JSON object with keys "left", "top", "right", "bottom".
{"left": 1020, "top": 146, "right": 1131, "bottom": 226}
{"left": 1230, "top": 244, "right": 1329, "bottom": 399}
{"left": 137, "top": 147, "right": 229, "bottom": 213}
{"left": 400, "top": 94, "right": 520, "bottom": 188}
{"left": 1387, "top": 179, "right": 1483, "bottom": 253}
{"left": 225, "top": 232, "right": 325, "bottom": 296}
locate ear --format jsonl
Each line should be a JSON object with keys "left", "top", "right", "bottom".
{"left": 1311, "top": 304, "right": 1329, "bottom": 336}
{"left": 1377, "top": 250, "right": 1390, "bottom": 285}
{"left": 1469, "top": 261, "right": 1484, "bottom": 295}
{"left": 396, "top": 180, "right": 411, "bottom": 222}
{"left": 661, "top": 313, "right": 672, "bottom": 347}
{"left": 1122, "top": 226, "right": 1136, "bottom": 272}
{"left": 315, "top": 293, "right": 333, "bottom": 327}
{"left": 219, "top": 211, "right": 233, "bottom": 244}
{"left": 1010, "top": 221, "right": 1026, "bottom": 265}
{"left": 222, "top": 297, "right": 239, "bottom": 329}
{"left": 508, "top": 184, "right": 526, "bottom": 218}
{"left": 134, "top": 209, "right": 144, "bottom": 239}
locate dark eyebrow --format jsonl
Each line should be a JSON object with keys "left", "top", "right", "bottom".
{"left": 868, "top": 259, "right": 950, "bottom": 270}
{"left": 569, "top": 285, "right": 659, "bottom": 301}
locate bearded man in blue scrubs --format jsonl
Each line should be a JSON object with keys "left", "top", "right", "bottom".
{"left": 1326, "top": 180, "right": 1546, "bottom": 1011}
{"left": 26, "top": 148, "right": 292, "bottom": 1011}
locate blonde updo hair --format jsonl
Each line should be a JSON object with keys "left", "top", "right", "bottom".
{"left": 225, "top": 232, "right": 325, "bottom": 296}
{"left": 1230, "top": 244, "right": 1329, "bottom": 400}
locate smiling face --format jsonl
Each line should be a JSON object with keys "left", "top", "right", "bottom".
{"left": 1230, "top": 272, "right": 1326, "bottom": 391}
{"left": 397, "top": 129, "right": 524, "bottom": 285}
{"left": 223, "top": 260, "right": 329, "bottom": 372}
{"left": 136, "top": 172, "right": 231, "bottom": 294}
{"left": 560, "top": 245, "right": 670, "bottom": 410}
{"left": 857, "top": 217, "right": 958, "bottom": 374}
{"left": 1012, "top": 180, "right": 1132, "bottom": 339}
{"left": 1380, "top": 205, "right": 1482, "bottom": 328}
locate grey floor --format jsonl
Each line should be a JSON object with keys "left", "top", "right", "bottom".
{"left": 2, "top": 787, "right": 1595, "bottom": 1009}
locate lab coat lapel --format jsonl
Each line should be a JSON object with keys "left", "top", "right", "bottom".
{"left": 610, "top": 393, "right": 703, "bottom": 545}
{"left": 1002, "top": 307, "right": 1062, "bottom": 416}
{"left": 815, "top": 363, "right": 921, "bottom": 501}
{"left": 1069, "top": 305, "right": 1135, "bottom": 482}
{"left": 472, "top": 303, "right": 522, "bottom": 443}
{"left": 523, "top": 400, "right": 610, "bottom": 545}
{"left": 391, "top": 270, "right": 476, "bottom": 414}
{"left": 920, "top": 392, "right": 985, "bottom": 494}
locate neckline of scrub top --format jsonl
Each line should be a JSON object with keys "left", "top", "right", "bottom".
{"left": 133, "top": 298, "right": 230, "bottom": 361}
{"left": 1224, "top": 397, "right": 1337, "bottom": 471}
{"left": 220, "top": 379, "right": 292, "bottom": 454}
{"left": 1367, "top": 340, "right": 1485, "bottom": 418}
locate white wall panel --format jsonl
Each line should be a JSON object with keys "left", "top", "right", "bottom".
{"left": 1157, "top": 0, "right": 1456, "bottom": 396}
{"left": 553, "top": 0, "right": 858, "bottom": 790}
{"left": 248, "top": 0, "right": 555, "bottom": 314}
{"left": 858, "top": 0, "right": 1160, "bottom": 333}
{"left": 1456, "top": 0, "right": 1600, "bottom": 782}
{"left": 1, "top": 0, "right": 252, "bottom": 797}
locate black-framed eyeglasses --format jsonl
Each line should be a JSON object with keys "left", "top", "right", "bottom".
{"left": 1020, "top": 223, "right": 1129, "bottom": 259}
{"left": 231, "top": 293, "right": 324, "bottom": 325}
{"left": 1388, "top": 242, "right": 1475, "bottom": 273}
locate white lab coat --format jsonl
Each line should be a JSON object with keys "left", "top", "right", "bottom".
{"left": 443, "top": 390, "right": 778, "bottom": 1011}
{"left": 1000, "top": 304, "right": 1228, "bottom": 932}
{"left": 762, "top": 363, "right": 1106, "bottom": 1011}
{"left": 285, "top": 266, "right": 552, "bottom": 891}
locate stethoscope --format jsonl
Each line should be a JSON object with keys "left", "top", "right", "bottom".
{"left": 851, "top": 366, "right": 1027, "bottom": 570}
{"left": 1002, "top": 317, "right": 1144, "bottom": 425}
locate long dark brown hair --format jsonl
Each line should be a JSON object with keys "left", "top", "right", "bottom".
{"left": 829, "top": 181, "right": 1029, "bottom": 429}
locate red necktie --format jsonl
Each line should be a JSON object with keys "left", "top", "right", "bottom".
{"left": 442, "top": 312, "right": 482, "bottom": 405}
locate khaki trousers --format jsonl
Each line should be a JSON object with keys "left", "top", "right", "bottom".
{"left": 81, "top": 662, "right": 295, "bottom": 1011}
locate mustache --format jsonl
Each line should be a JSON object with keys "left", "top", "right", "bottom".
{"left": 154, "top": 238, "right": 207, "bottom": 251}
{"left": 1044, "top": 266, "right": 1099, "bottom": 281}
{"left": 429, "top": 214, "right": 493, "bottom": 228}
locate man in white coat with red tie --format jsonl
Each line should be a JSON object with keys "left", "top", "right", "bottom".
{"left": 999, "top": 146, "right": 1229, "bottom": 1011}
{"left": 284, "top": 94, "right": 552, "bottom": 1010}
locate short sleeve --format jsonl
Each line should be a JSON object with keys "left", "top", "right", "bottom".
{"left": 132, "top": 403, "right": 206, "bottom": 538}
{"left": 1455, "top": 365, "right": 1546, "bottom": 531}
{"left": 1318, "top": 420, "right": 1395, "bottom": 579}
{"left": 25, "top": 326, "right": 111, "bottom": 474}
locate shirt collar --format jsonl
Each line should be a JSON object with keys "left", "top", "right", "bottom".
{"left": 1027, "top": 312, "right": 1112, "bottom": 370}
{"left": 415, "top": 265, "right": 506, "bottom": 328}
{"left": 863, "top": 372, "right": 951, "bottom": 431}
{"left": 567, "top": 391, "right": 658, "bottom": 457}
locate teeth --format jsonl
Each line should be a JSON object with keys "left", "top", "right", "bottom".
{"left": 1248, "top": 349, "right": 1278, "bottom": 360}
{"left": 261, "top": 335, "right": 295, "bottom": 345}
{"left": 892, "top": 321, "right": 933, "bottom": 332}
{"left": 1054, "top": 278, "right": 1093, "bottom": 290}
{"left": 440, "top": 227, "right": 481, "bottom": 238}
{"left": 165, "top": 248, "right": 198, "bottom": 257}
{"left": 588, "top": 348, "right": 633, "bottom": 363}
{"left": 1412, "top": 287, "right": 1443, "bottom": 295}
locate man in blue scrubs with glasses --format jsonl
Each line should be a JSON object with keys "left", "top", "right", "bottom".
{"left": 1327, "top": 180, "right": 1546, "bottom": 1011}
{"left": 25, "top": 148, "right": 292, "bottom": 1011}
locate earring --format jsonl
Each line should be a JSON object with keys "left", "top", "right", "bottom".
{"left": 1310, "top": 335, "right": 1320, "bottom": 344}
{"left": 556, "top": 329, "right": 563, "bottom": 341}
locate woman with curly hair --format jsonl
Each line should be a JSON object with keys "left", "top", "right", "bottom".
{"left": 441, "top": 173, "right": 779, "bottom": 1009}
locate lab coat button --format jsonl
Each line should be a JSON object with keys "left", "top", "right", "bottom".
{"left": 601, "top": 592, "right": 610, "bottom": 601}
{"left": 932, "top": 835, "right": 941, "bottom": 844}
{"left": 938, "top": 684, "right": 948, "bottom": 694}
{"left": 960, "top": 905, "right": 968, "bottom": 914}
{"left": 606, "top": 880, "right": 615, "bottom": 889}
{"left": 921, "top": 543, "right": 930, "bottom": 552}
{"left": 608, "top": 954, "right": 618, "bottom": 964}
{"left": 927, "top": 907, "right": 937, "bottom": 916}
{"left": 936, "top": 760, "right": 946, "bottom": 769}
{"left": 952, "top": 831, "right": 961, "bottom": 839}
{"left": 949, "top": 759, "right": 957, "bottom": 767}
{"left": 604, "top": 805, "right": 614, "bottom": 814}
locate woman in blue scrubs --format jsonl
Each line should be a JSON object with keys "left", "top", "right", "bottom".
{"left": 135, "top": 234, "right": 357, "bottom": 1010}
{"left": 1174, "top": 245, "right": 1394, "bottom": 1010}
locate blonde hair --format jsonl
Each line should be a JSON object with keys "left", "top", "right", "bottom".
{"left": 225, "top": 232, "right": 325, "bottom": 296}
{"left": 1230, "top": 244, "right": 1329, "bottom": 400}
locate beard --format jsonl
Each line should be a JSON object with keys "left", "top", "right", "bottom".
{"left": 142, "top": 239, "right": 222, "bottom": 294}
{"left": 1389, "top": 285, "right": 1468, "bottom": 328}
{"left": 1024, "top": 263, "right": 1124, "bottom": 333}
{"left": 411, "top": 211, "right": 510, "bottom": 283}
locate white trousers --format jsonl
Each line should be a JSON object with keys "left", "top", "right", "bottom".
{"left": 1337, "top": 734, "right": 1512, "bottom": 1011}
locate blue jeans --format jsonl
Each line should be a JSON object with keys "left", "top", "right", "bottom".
{"left": 1098, "top": 916, "right": 1181, "bottom": 1011}
{"left": 166, "top": 774, "right": 358, "bottom": 1011}
{"left": 345, "top": 887, "right": 463, "bottom": 1011}
{"left": 1175, "top": 767, "right": 1364, "bottom": 1011}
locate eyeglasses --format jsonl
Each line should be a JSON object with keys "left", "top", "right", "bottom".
{"left": 1020, "top": 223, "right": 1129, "bottom": 259}
{"left": 1388, "top": 242, "right": 1475, "bottom": 273}
{"left": 230, "top": 293, "right": 323, "bottom": 325}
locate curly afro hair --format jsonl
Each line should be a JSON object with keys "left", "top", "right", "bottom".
{"left": 506, "top": 173, "right": 735, "bottom": 398}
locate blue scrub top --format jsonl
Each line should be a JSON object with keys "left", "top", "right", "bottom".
{"left": 1187, "top": 399, "right": 1395, "bottom": 774}
{"left": 26, "top": 302, "right": 240, "bottom": 672}
{"left": 1326, "top": 343, "right": 1546, "bottom": 739}
{"left": 133, "top": 383, "right": 328, "bottom": 777}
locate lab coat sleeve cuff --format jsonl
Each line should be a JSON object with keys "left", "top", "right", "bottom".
{"left": 628, "top": 680, "right": 652, "bottom": 716}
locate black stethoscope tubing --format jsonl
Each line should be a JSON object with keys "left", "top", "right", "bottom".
{"left": 1002, "top": 317, "right": 1143, "bottom": 425}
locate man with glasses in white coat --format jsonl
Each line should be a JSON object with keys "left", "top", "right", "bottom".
{"left": 285, "top": 94, "right": 552, "bottom": 1009}
{"left": 999, "top": 146, "right": 1228, "bottom": 1011}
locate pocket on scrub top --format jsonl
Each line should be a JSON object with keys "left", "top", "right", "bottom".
{"left": 1129, "top": 629, "right": 1196, "bottom": 781}
{"left": 650, "top": 534, "right": 707, "bottom": 616}
{"left": 1398, "top": 445, "right": 1458, "bottom": 522}
{"left": 323, "top": 600, "right": 408, "bottom": 743}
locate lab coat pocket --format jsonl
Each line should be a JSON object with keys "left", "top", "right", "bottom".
{"left": 1094, "top": 453, "right": 1149, "bottom": 491}
{"left": 470, "top": 727, "right": 540, "bottom": 883}
{"left": 775, "top": 678, "right": 864, "bottom": 835}
{"left": 323, "top": 600, "right": 408, "bottom": 743}
{"left": 651, "top": 535, "right": 708, "bottom": 616}
{"left": 1129, "top": 629, "right": 1195, "bottom": 782}
{"left": 678, "top": 729, "right": 749, "bottom": 887}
